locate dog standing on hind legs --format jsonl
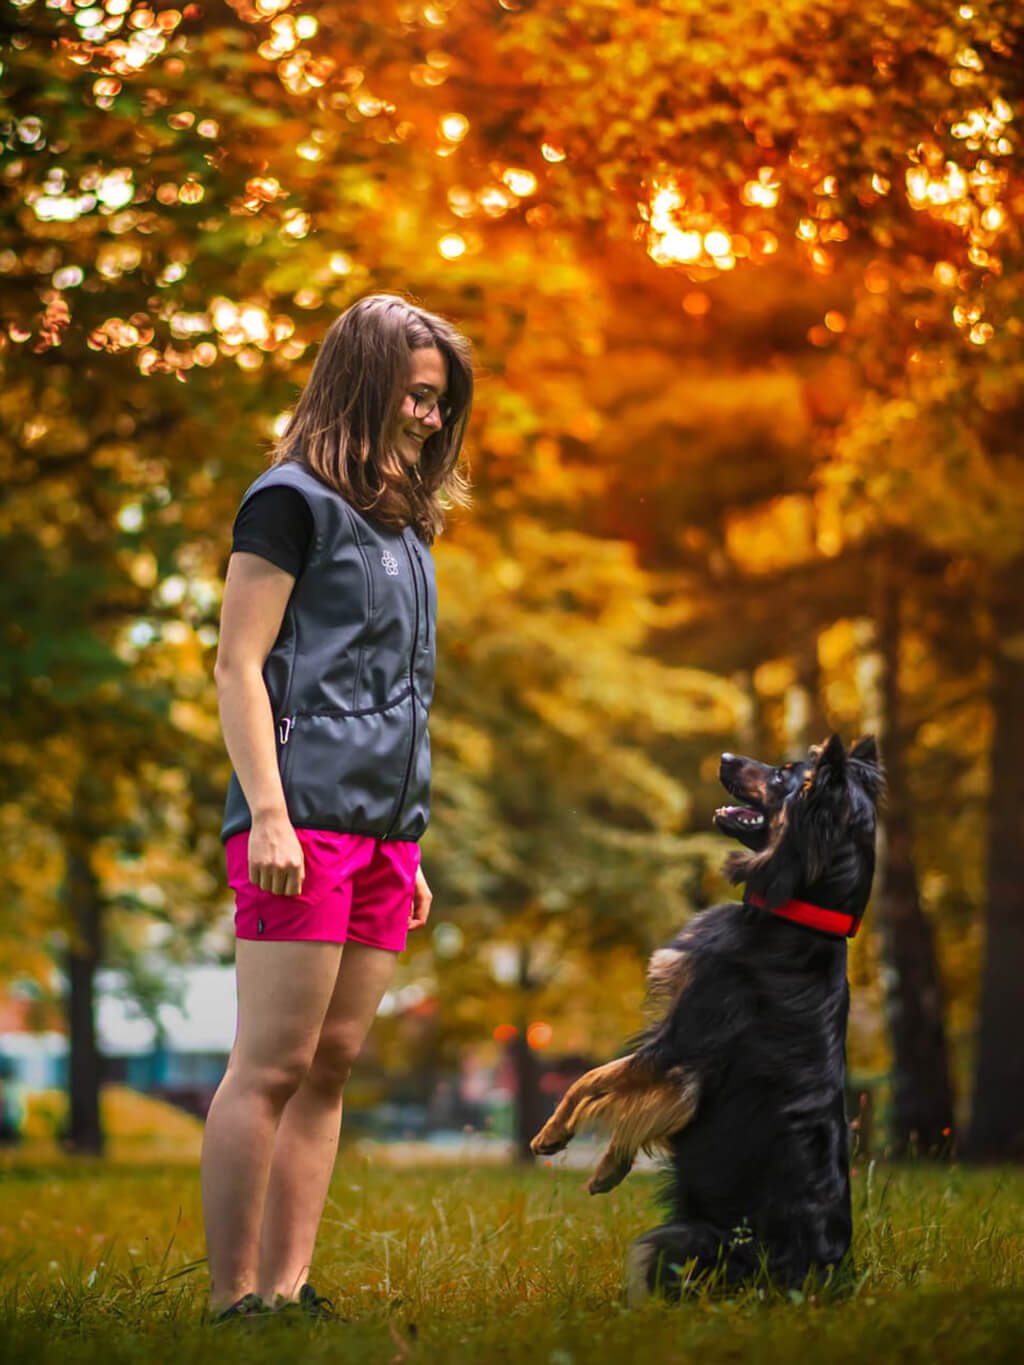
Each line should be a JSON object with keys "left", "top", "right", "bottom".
{"left": 531, "top": 735, "right": 884, "bottom": 1299}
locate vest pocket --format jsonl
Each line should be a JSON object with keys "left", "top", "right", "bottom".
{"left": 278, "top": 698, "right": 416, "bottom": 837}
{"left": 399, "top": 704, "right": 431, "bottom": 840}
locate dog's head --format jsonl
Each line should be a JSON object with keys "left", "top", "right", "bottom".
{"left": 714, "top": 752, "right": 809, "bottom": 850}
{"left": 716, "top": 735, "right": 884, "bottom": 917}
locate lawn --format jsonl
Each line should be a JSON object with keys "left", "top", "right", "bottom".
{"left": 1, "top": 1152, "right": 1022, "bottom": 1363}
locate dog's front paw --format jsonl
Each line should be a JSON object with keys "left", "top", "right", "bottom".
{"left": 530, "top": 1123, "right": 570, "bottom": 1156}
{"left": 587, "top": 1152, "right": 633, "bottom": 1194}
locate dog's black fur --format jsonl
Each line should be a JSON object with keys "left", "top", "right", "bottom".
{"left": 531, "top": 734, "right": 883, "bottom": 1298}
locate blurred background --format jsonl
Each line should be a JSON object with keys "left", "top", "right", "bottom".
{"left": 1, "top": 0, "right": 1022, "bottom": 1166}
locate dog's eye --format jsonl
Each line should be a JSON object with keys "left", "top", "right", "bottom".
{"left": 771, "top": 771, "right": 786, "bottom": 787}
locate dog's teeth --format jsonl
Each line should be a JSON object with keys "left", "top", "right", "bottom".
{"left": 717, "top": 807, "right": 765, "bottom": 827}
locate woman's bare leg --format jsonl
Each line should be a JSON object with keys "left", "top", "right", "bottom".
{"left": 200, "top": 939, "right": 343, "bottom": 1311}
{"left": 257, "top": 942, "right": 398, "bottom": 1303}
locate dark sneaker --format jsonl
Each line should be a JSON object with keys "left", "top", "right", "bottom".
{"left": 275, "top": 1282, "right": 345, "bottom": 1323}
{"left": 211, "top": 1292, "right": 270, "bottom": 1325}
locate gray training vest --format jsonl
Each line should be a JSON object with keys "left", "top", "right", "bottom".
{"left": 220, "top": 460, "right": 437, "bottom": 844}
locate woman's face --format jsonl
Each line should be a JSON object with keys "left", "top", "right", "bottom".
{"left": 393, "top": 346, "right": 449, "bottom": 467}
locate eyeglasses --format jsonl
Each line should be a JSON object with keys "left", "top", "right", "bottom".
{"left": 410, "top": 389, "right": 452, "bottom": 424}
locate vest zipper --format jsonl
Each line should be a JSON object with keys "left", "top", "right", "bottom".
{"left": 383, "top": 538, "right": 420, "bottom": 839}
{"left": 276, "top": 596, "right": 300, "bottom": 769}
{"left": 412, "top": 541, "right": 430, "bottom": 650}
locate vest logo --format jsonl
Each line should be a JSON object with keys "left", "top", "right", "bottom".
{"left": 381, "top": 550, "right": 400, "bottom": 577}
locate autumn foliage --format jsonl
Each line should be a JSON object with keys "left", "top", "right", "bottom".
{"left": 1, "top": 1, "right": 1023, "bottom": 1157}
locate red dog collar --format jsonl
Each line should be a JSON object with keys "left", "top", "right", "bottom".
{"left": 747, "top": 893, "right": 860, "bottom": 939}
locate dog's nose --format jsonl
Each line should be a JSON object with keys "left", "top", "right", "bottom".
{"left": 721, "top": 752, "right": 734, "bottom": 762}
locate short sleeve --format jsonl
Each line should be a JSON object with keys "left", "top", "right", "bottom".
{"left": 231, "top": 486, "right": 314, "bottom": 579}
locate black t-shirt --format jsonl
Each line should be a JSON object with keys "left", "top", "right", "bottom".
{"left": 231, "top": 486, "right": 314, "bottom": 578}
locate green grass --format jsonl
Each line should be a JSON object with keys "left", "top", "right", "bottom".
{"left": 1, "top": 1155, "right": 1022, "bottom": 1362}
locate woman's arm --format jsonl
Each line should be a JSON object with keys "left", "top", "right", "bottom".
{"left": 215, "top": 551, "right": 305, "bottom": 895}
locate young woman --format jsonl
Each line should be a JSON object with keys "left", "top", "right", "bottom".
{"left": 202, "top": 294, "right": 473, "bottom": 1321}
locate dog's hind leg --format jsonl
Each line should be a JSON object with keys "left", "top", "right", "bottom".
{"left": 627, "top": 1221, "right": 760, "bottom": 1302}
{"left": 586, "top": 1067, "right": 699, "bottom": 1194}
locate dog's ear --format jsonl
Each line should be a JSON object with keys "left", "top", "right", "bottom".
{"left": 813, "top": 733, "right": 847, "bottom": 783}
{"left": 849, "top": 735, "right": 878, "bottom": 766}
{"left": 849, "top": 734, "right": 885, "bottom": 806}
{"left": 797, "top": 734, "right": 851, "bottom": 881}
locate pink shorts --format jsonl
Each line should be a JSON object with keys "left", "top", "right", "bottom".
{"left": 225, "top": 828, "right": 420, "bottom": 953}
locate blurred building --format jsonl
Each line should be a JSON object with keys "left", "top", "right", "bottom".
{"left": 0, "top": 966, "right": 236, "bottom": 1115}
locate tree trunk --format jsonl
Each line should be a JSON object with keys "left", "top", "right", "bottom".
{"left": 875, "top": 565, "right": 955, "bottom": 1155}
{"left": 791, "top": 629, "right": 829, "bottom": 749}
{"left": 512, "top": 945, "right": 546, "bottom": 1162}
{"left": 512, "top": 1029, "right": 546, "bottom": 1163}
{"left": 63, "top": 827, "right": 105, "bottom": 1156}
{"left": 967, "top": 577, "right": 1024, "bottom": 1160}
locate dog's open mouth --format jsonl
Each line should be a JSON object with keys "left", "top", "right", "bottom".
{"left": 716, "top": 756, "right": 776, "bottom": 848}
{"left": 714, "top": 805, "right": 765, "bottom": 830}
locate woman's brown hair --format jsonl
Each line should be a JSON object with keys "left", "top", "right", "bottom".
{"left": 272, "top": 294, "right": 473, "bottom": 541}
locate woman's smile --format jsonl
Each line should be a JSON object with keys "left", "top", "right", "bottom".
{"left": 395, "top": 345, "right": 448, "bottom": 465}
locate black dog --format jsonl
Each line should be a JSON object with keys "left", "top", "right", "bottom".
{"left": 531, "top": 735, "right": 883, "bottom": 1297}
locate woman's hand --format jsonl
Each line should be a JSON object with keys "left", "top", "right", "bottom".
{"left": 409, "top": 864, "right": 433, "bottom": 930}
{"left": 248, "top": 814, "right": 306, "bottom": 896}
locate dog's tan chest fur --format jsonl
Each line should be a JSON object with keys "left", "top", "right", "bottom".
{"left": 646, "top": 947, "right": 693, "bottom": 1006}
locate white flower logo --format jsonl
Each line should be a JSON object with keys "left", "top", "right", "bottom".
{"left": 381, "top": 550, "right": 400, "bottom": 577}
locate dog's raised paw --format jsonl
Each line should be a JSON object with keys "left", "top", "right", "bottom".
{"left": 530, "top": 1129, "right": 569, "bottom": 1156}
{"left": 587, "top": 1157, "right": 632, "bottom": 1194}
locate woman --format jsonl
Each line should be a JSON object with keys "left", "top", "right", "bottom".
{"left": 202, "top": 294, "right": 473, "bottom": 1321}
